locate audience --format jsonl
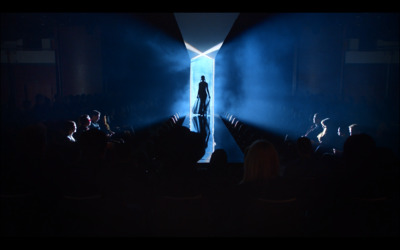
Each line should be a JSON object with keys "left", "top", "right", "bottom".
{"left": 315, "top": 117, "right": 343, "bottom": 157}
{"left": 1, "top": 94, "right": 398, "bottom": 237}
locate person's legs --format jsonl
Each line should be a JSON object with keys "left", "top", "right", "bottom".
{"left": 199, "top": 99, "right": 205, "bottom": 115}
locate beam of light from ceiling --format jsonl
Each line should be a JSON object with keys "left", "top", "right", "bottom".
{"left": 174, "top": 13, "right": 239, "bottom": 59}
{"left": 184, "top": 41, "right": 223, "bottom": 60}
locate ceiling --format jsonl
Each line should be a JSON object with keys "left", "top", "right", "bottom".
{"left": 174, "top": 13, "right": 239, "bottom": 59}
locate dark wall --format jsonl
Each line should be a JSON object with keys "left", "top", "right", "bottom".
{"left": 215, "top": 13, "right": 399, "bottom": 143}
{"left": 99, "top": 13, "right": 190, "bottom": 125}
{"left": 1, "top": 13, "right": 190, "bottom": 127}
{"left": 57, "top": 24, "right": 104, "bottom": 96}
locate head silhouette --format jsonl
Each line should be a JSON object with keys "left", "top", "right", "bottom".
{"left": 242, "top": 139, "right": 280, "bottom": 183}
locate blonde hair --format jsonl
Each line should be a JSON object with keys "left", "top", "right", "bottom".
{"left": 348, "top": 123, "right": 359, "bottom": 136}
{"left": 317, "top": 118, "right": 330, "bottom": 143}
{"left": 242, "top": 139, "right": 280, "bottom": 183}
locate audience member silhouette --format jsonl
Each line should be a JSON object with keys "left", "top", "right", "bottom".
{"left": 327, "top": 133, "right": 394, "bottom": 236}
{"left": 203, "top": 148, "right": 239, "bottom": 236}
{"left": 348, "top": 123, "right": 362, "bottom": 136}
{"left": 210, "top": 148, "right": 228, "bottom": 169}
{"left": 283, "top": 136, "right": 320, "bottom": 180}
{"left": 228, "top": 139, "right": 299, "bottom": 236}
{"left": 2, "top": 89, "right": 399, "bottom": 237}
{"left": 64, "top": 120, "right": 77, "bottom": 143}
{"left": 46, "top": 120, "right": 79, "bottom": 169}
{"left": 61, "top": 129, "right": 108, "bottom": 198}
{"left": 152, "top": 125, "right": 205, "bottom": 197}
{"left": 89, "top": 110, "right": 101, "bottom": 131}
{"left": 102, "top": 113, "right": 116, "bottom": 137}
{"left": 235, "top": 139, "right": 297, "bottom": 200}
{"left": 314, "top": 118, "right": 342, "bottom": 156}
{"left": 304, "top": 112, "right": 324, "bottom": 146}
{"left": 334, "top": 124, "right": 348, "bottom": 156}
{"left": 204, "top": 148, "right": 237, "bottom": 189}
{"left": 74, "top": 114, "right": 91, "bottom": 142}
{"left": 241, "top": 139, "right": 280, "bottom": 184}
{"left": 342, "top": 133, "right": 378, "bottom": 179}
{"left": 323, "top": 133, "right": 382, "bottom": 201}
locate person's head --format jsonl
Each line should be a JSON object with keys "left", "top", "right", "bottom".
{"left": 312, "top": 113, "right": 321, "bottom": 124}
{"left": 201, "top": 75, "right": 205, "bottom": 81}
{"left": 157, "top": 125, "right": 205, "bottom": 174}
{"left": 79, "top": 114, "right": 91, "bottom": 128}
{"left": 90, "top": 110, "right": 101, "bottom": 123}
{"left": 337, "top": 126, "right": 346, "bottom": 137}
{"left": 242, "top": 139, "right": 280, "bottom": 183}
{"left": 343, "top": 133, "right": 376, "bottom": 170}
{"left": 296, "top": 136, "right": 313, "bottom": 157}
{"left": 348, "top": 123, "right": 360, "bottom": 136}
{"left": 210, "top": 148, "right": 228, "bottom": 169}
{"left": 64, "top": 120, "right": 77, "bottom": 136}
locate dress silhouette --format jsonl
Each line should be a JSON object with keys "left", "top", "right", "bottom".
{"left": 195, "top": 75, "right": 210, "bottom": 116}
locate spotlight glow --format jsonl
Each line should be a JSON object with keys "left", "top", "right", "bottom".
{"left": 186, "top": 42, "right": 219, "bottom": 162}
{"left": 185, "top": 42, "right": 205, "bottom": 56}
{"left": 191, "top": 42, "right": 223, "bottom": 60}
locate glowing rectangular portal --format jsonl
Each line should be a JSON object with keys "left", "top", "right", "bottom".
{"left": 189, "top": 55, "right": 215, "bottom": 163}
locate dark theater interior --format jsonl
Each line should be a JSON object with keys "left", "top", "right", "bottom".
{"left": 1, "top": 12, "right": 399, "bottom": 237}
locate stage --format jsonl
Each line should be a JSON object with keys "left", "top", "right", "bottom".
{"left": 182, "top": 114, "right": 244, "bottom": 163}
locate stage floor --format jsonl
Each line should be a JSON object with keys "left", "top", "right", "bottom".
{"left": 182, "top": 114, "right": 244, "bottom": 163}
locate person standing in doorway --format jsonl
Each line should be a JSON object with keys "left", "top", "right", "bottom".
{"left": 197, "top": 75, "right": 210, "bottom": 116}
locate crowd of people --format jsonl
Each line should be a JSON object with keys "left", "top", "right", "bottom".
{"left": 1, "top": 93, "right": 399, "bottom": 237}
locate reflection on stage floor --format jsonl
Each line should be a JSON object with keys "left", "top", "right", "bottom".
{"left": 182, "top": 114, "right": 244, "bottom": 163}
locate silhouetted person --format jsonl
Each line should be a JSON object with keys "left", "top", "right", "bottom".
{"left": 283, "top": 136, "right": 320, "bottom": 179}
{"left": 315, "top": 118, "right": 342, "bottom": 156}
{"left": 153, "top": 125, "right": 205, "bottom": 197}
{"left": 334, "top": 124, "right": 348, "bottom": 156}
{"left": 61, "top": 129, "right": 108, "bottom": 198}
{"left": 234, "top": 139, "right": 298, "bottom": 200}
{"left": 204, "top": 148, "right": 236, "bottom": 192}
{"left": 46, "top": 120, "right": 79, "bottom": 165}
{"left": 63, "top": 120, "right": 77, "bottom": 143}
{"left": 304, "top": 113, "right": 325, "bottom": 149}
{"left": 229, "top": 139, "right": 299, "bottom": 236}
{"left": 203, "top": 148, "right": 236, "bottom": 236}
{"left": 342, "top": 133, "right": 378, "bottom": 178}
{"left": 348, "top": 123, "right": 361, "bottom": 136}
{"left": 89, "top": 110, "right": 101, "bottom": 131}
{"left": 74, "top": 114, "right": 91, "bottom": 142}
{"left": 197, "top": 75, "right": 210, "bottom": 116}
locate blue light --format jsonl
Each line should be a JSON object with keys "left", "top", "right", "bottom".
{"left": 185, "top": 42, "right": 218, "bottom": 162}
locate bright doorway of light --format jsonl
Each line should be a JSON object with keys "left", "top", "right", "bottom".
{"left": 187, "top": 44, "right": 216, "bottom": 163}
